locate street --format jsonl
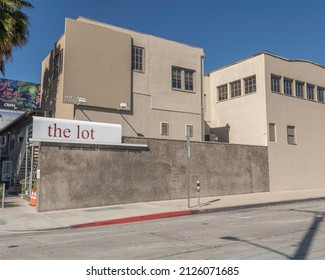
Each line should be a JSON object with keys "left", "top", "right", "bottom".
{"left": 0, "top": 200, "right": 325, "bottom": 259}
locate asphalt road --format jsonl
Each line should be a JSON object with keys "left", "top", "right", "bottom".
{"left": 0, "top": 200, "right": 325, "bottom": 260}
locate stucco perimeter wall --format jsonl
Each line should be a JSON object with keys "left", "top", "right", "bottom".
{"left": 37, "top": 138, "right": 269, "bottom": 212}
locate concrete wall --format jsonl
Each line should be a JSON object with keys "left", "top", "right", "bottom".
{"left": 37, "top": 138, "right": 269, "bottom": 212}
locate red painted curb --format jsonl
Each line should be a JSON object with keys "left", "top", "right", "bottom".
{"left": 71, "top": 209, "right": 192, "bottom": 229}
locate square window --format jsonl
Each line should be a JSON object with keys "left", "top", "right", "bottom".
{"left": 184, "top": 70, "right": 194, "bottom": 91}
{"left": 287, "top": 125, "right": 296, "bottom": 145}
{"left": 160, "top": 122, "right": 169, "bottom": 136}
{"left": 295, "top": 81, "right": 304, "bottom": 98}
{"left": 244, "top": 75, "right": 256, "bottom": 94}
{"left": 284, "top": 78, "right": 293, "bottom": 96}
{"left": 218, "top": 84, "right": 228, "bottom": 101}
{"left": 132, "top": 46, "right": 144, "bottom": 71}
{"left": 317, "top": 87, "right": 324, "bottom": 103}
{"left": 172, "top": 67, "right": 182, "bottom": 89}
{"left": 230, "top": 80, "right": 241, "bottom": 98}
{"left": 172, "top": 67, "right": 195, "bottom": 92}
{"left": 271, "top": 75, "right": 281, "bottom": 93}
{"left": 307, "top": 84, "right": 314, "bottom": 101}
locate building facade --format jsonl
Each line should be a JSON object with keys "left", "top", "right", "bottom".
{"left": 207, "top": 51, "right": 325, "bottom": 191}
{"left": 41, "top": 17, "right": 205, "bottom": 141}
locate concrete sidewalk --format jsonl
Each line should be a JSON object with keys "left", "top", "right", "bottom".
{"left": 1, "top": 188, "right": 325, "bottom": 232}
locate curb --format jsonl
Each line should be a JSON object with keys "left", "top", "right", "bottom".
{"left": 71, "top": 209, "right": 192, "bottom": 229}
{"left": 70, "top": 197, "right": 325, "bottom": 229}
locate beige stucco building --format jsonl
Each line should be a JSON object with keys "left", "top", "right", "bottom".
{"left": 206, "top": 51, "right": 325, "bottom": 191}
{"left": 41, "top": 17, "right": 205, "bottom": 141}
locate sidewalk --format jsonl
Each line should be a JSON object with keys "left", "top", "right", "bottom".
{"left": 1, "top": 188, "right": 325, "bottom": 232}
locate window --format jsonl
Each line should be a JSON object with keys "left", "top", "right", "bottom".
{"left": 184, "top": 70, "right": 194, "bottom": 91}
{"left": 284, "top": 78, "right": 293, "bottom": 96}
{"left": 218, "top": 84, "right": 228, "bottom": 101}
{"left": 271, "top": 75, "right": 281, "bottom": 93}
{"left": 269, "top": 123, "right": 276, "bottom": 142}
{"left": 132, "top": 46, "right": 144, "bottom": 71}
{"left": 230, "top": 80, "right": 241, "bottom": 98}
{"left": 307, "top": 84, "right": 314, "bottom": 101}
{"left": 160, "top": 122, "right": 169, "bottom": 136}
{"left": 317, "top": 87, "right": 324, "bottom": 103}
{"left": 172, "top": 67, "right": 195, "bottom": 92}
{"left": 244, "top": 75, "right": 256, "bottom": 94}
{"left": 185, "top": 124, "right": 193, "bottom": 138}
{"left": 295, "top": 81, "right": 304, "bottom": 98}
{"left": 287, "top": 125, "right": 296, "bottom": 145}
{"left": 172, "top": 67, "right": 182, "bottom": 89}
{"left": 54, "top": 50, "right": 63, "bottom": 78}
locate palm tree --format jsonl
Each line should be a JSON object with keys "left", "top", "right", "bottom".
{"left": 0, "top": 0, "right": 33, "bottom": 74}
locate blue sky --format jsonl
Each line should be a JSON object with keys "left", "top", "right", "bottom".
{"left": 1, "top": 0, "right": 325, "bottom": 83}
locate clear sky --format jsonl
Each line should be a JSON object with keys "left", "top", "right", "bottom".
{"left": 1, "top": 0, "right": 325, "bottom": 84}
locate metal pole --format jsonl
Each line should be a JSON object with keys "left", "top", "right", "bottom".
{"left": 186, "top": 125, "right": 190, "bottom": 208}
{"left": 1, "top": 183, "right": 5, "bottom": 209}
{"left": 29, "top": 145, "right": 34, "bottom": 196}
{"left": 25, "top": 129, "right": 28, "bottom": 195}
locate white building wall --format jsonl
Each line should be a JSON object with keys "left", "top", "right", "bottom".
{"left": 208, "top": 54, "right": 268, "bottom": 146}
{"left": 265, "top": 54, "right": 325, "bottom": 191}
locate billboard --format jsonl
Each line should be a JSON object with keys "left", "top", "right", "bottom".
{"left": 0, "top": 78, "right": 41, "bottom": 111}
{"left": 32, "top": 117, "right": 122, "bottom": 145}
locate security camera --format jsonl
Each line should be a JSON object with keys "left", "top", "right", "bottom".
{"left": 78, "top": 97, "right": 87, "bottom": 104}
{"left": 119, "top": 102, "right": 128, "bottom": 109}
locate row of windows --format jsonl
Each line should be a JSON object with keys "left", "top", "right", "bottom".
{"left": 160, "top": 122, "right": 194, "bottom": 137}
{"left": 269, "top": 123, "right": 297, "bottom": 145}
{"left": 271, "top": 74, "right": 325, "bottom": 103}
{"left": 217, "top": 75, "right": 256, "bottom": 101}
{"left": 132, "top": 46, "right": 195, "bottom": 93}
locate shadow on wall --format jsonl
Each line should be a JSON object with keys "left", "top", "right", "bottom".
{"left": 205, "top": 124, "right": 231, "bottom": 143}
{"left": 41, "top": 43, "right": 62, "bottom": 117}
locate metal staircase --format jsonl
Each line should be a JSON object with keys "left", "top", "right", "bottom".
{"left": 10, "top": 125, "right": 39, "bottom": 195}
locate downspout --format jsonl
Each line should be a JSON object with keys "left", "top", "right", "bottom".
{"left": 200, "top": 54, "right": 205, "bottom": 141}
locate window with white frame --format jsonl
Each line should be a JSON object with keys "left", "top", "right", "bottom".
{"left": 271, "top": 75, "right": 281, "bottom": 93}
{"left": 172, "top": 67, "right": 195, "bottom": 92}
{"left": 284, "top": 78, "right": 293, "bottom": 96}
{"left": 230, "top": 80, "right": 241, "bottom": 98}
{"left": 307, "top": 84, "right": 314, "bottom": 101}
{"left": 269, "top": 123, "right": 276, "bottom": 142}
{"left": 244, "top": 75, "right": 256, "bottom": 94}
{"left": 54, "top": 50, "right": 63, "bottom": 78}
{"left": 295, "top": 81, "right": 304, "bottom": 98}
{"left": 185, "top": 124, "right": 193, "bottom": 137}
{"left": 218, "top": 84, "right": 228, "bottom": 101}
{"left": 160, "top": 122, "right": 169, "bottom": 136}
{"left": 287, "top": 125, "right": 297, "bottom": 145}
{"left": 317, "top": 87, "right": 324, "bottom": 103}
{"left": 132, "top": 46, "right": 144, "bottom": 72}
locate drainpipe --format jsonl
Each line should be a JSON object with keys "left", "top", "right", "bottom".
{"left": 200, "top": 54, "right": 205, "bottom": 141}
